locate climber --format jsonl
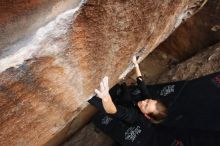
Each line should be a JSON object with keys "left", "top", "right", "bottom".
{"left": 89, "top": 55, "right": 220, "bottom": 131}
{"left": 89, "top": 55, "right": 220, "bottom": 146}
{"left": 89, "top": 56, "right": 168, "bottom": 124}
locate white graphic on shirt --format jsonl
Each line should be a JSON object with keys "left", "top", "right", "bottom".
{"left": 125, "top": 126, "right": 142, "bottom": 142}
{"left": 160, "top": 85, "right": 175, "bottom": 96}
{"left": 101, "top": 116, "right": 113, "bottom": 125}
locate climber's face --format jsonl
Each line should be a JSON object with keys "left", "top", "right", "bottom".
{"left": 137, "top": 99, "right": 159, "bottom": 119}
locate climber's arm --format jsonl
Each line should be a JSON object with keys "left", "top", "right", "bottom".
{"left": 94, "top": 76, "right": 117, "bottom": 114}
{"left": 132, "top": 56, "right": 142, "bottom": 78}
{"left": 89, "top": 76, "right": 143, "bottom": 124}
{"left": 132, "top": 56, "right": 151, "bottom": 99}
{"left": 88, "top": 96, "right": 143, "bottom": 124}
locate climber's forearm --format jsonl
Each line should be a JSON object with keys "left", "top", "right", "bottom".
{"left": 134, "top": 64, "right": 142, "bottom": 77}
{"left": 88, "top": 95, "right": 117, "bottom": 114}
{"left": 132, "top": 56, "right": 142, "bottom": 77}
{"left": 94, "top": 76, "right": 117, "bottom": 114}
{"left": 102, "top": 96, "right": 117, "bottom": 114}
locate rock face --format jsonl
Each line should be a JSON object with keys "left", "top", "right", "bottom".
{"left": 157, "top": 42, "right": 220, "bottom": 83}
{"left": 157, "top": 0, "right": 220, "bottom": 61}
{"left": 0, "top": 0, "right": 82, "bottom": 50}
{"left": 134, "top": 0, "right": 220, "bottom": 84}
{"left": 63, "top": 123, "right": 117, "bottom": 146}
{"left": 0, "top": 0, "right": 207, "bottom": 145}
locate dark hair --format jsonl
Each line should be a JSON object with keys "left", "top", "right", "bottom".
{"left": 148, "top": 100, "right": 167, "bottom": 124}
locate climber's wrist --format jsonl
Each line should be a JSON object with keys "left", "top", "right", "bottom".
{"left": 102, "top": 94, "right": 111, "bottom": 102}
{"left": 102, "top": 97, "right": 117, "bottom": 114}
{"left": 134, "top": 63, "right": 139, "bottom": 68}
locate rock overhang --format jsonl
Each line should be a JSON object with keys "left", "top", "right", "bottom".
{"left": 0, "top": 0, "right": 209, "bottom": 145}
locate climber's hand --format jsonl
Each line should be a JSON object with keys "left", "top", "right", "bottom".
{"left": 95, "top": 76, "right": 111, "bottom": 101}
{"left": 95, "top": 76, "right": 117, "bottom": 114}
{"left": 132, "top": 55, "right": 138, "bottom": 66}
{"left": 132, "top": 55, "right": 142, "bottom": 77}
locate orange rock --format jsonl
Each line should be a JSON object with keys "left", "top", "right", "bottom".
{"left": 0, "top": 0, "right": 208, "bottom": 145}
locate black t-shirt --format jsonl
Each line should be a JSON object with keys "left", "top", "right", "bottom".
{"left": 121, "top": 73, "right": 220, "bottom": 132}
{"left": 162, "top": 72, "right": 220, "bottom": 131}
{"left": 89, "top": 72, "right": 220, "bottom": 145}
{"left": 93, "top": 111, "right": 220, "bottom": 146}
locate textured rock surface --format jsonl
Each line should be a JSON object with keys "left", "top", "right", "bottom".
{"left": 157, "top": 0, "right": 220, "bottom": 61}
{"left": 0, "top": 0, "right": 82, "bottom": 50}
{"left": 45, "top": 105, "right": 98, "bottom": 146}
{"left": 63, "top": 123, "right": 117, "bottom": 146}
{"left": 131, "top": 0, "right": 220, "bottom": 84}
{"left": 0, "top": 0, "right": 207, "bottom": 145}
{"left": 156, "top": 42, "right": 220, "bottom": 83}
{"left": 64, "top": 42, "right": 220, "bottom": 146}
